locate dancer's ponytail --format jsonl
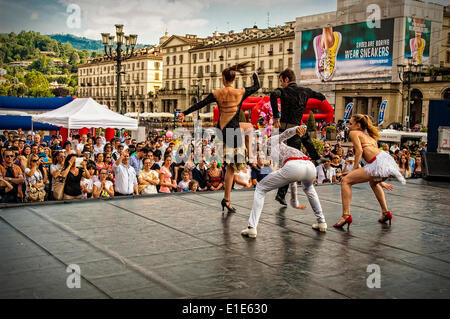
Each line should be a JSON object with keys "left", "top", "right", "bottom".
{"left": 352, "top": 114, "right": 380, "bottom": 140}
{"left": 222, "top": 61, "right": 252, "bottom": 83}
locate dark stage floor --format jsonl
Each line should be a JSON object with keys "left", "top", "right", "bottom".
{"left": 0, "top": 179, "right": 449, "bottom": 299}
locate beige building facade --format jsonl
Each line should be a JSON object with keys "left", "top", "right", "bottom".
{"left": 159, "top": 23, "right": 295, "bottom": 115}
{"left": 78, "top": 47, "right": 163, "bottom": 114}
{"left": 295, "top": 0, "right": 447, "bottom": 128}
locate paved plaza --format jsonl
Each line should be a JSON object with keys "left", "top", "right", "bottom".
{"left": 0, "top": 179, "right": 449, "bottom": 299}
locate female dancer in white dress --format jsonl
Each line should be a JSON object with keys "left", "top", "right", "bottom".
{"left": 241, "top": 126, "right": 327, "bottom": 238}
{"left": 333, "top": 114, "right": 406, "bottom": 230}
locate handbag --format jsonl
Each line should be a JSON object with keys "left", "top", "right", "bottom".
{"left": 26, "top": 182, "right": 46, "bottom": 202}
{"left": 52, "top": 176, "right": 66, "bottom": 200}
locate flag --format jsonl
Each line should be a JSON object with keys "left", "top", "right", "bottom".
{"left": 343, "top": 102, "right": 354, "bottom": 121}
{"left": 378, "top": 100, "right": 388, "bottom": 126}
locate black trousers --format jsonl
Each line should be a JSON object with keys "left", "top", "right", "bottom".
{"left": 276, "top": 129, "right": 320, "bottom": 200}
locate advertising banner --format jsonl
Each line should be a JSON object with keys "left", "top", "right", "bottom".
{"left": 300, "top": 19, "right": 394, "bottom": 82}
{"left": 343, "top": 102, "right": 354, "bottom": 121}
{"left": 405, "top": 17, "right": 431, "bottom": 65}
{"left": 378, "top": 100, "right": 388, "bottom": 126}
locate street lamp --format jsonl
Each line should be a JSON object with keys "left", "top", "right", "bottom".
{"left": 101, "top": 24, "right": 138, "bottom": 115}
{"left": 191, "top": 80, "right": 206, "bottom": 120}
{"left": 397, "top": 57, "right": 424, "bottom": 130}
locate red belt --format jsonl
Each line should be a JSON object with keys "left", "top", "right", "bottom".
{"left": 283, "top": 157, "right": 311, "bottom": 165}
{"left": 367, "top": 156, "right": 376, "bottom": 164}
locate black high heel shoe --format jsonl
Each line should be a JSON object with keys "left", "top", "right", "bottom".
{"left": 221, "top": 199, "right": 237, "bottom": 213}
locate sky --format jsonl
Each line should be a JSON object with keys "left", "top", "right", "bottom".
{"left": 0, "top": 0, "right": 449, "bottom": 45}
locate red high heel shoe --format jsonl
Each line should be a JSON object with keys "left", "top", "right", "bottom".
{"left": 378, "top": 211, "right": 393, "bottom": 225}
{"left": 333, "top": 215, "right": 353, "bottom": 230}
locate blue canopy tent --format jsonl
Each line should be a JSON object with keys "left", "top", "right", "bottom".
{"left": 0, "top": 96, "right": 75, "bottom": 130}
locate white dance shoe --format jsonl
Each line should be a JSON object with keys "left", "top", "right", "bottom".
{"left": 312, "top": 222, "right": 327, "bottom": 232}
{"left": 241, "top": 227, "right": 257, "bottom": 238}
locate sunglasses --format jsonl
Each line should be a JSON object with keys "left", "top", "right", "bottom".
{"left": 5, "top": 154, "right": 15, "bottom": 158}
{"left": 32, "top": 159, "right": 39, "bottom": 162}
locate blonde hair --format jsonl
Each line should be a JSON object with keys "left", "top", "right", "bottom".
{"left": 27, "top": 154, "right": 39, "bottom": 169}
{"left": 352, "top": 114, "right": 380, "bottom": 140}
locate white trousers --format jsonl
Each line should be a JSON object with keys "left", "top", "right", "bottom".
{"left": 248, "top": 160, "right": 326, "bottom": 228}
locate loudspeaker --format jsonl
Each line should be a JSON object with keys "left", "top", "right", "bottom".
{"left": 423, "top": 152, "right": 450, "bottom": 181}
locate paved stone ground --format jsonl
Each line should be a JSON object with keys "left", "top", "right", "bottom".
{"left": 0, "top": 179, "right": 449, "bottom": 299}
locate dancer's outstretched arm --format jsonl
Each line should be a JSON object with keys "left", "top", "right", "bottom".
{"left": 290, "top": 182, "right": 306, "bottom": 209}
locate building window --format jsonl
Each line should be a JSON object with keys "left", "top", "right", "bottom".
{"left": 206, "top": 65, "right": 210, "bottom": 73}
{"left": 244, "top": 47, "right": 247, "bottom": 56}
{"left": 228, "top": 50, "right": 231, "bottom": 58}
{"left": 155, "top": 73, "right": 160, "bottom": 80}
{"left": 269, "top": 59, "right": 273, "bottom": 69}
{"left": 206, "top": 52, "right": 210, "bottom": 60}
{"left": 447, "top": 51, "right": 450, "bottom": 63}
{"left": 179, "top": 80, "right": 183, "bottom": 89}
{"left": 193, "top": 53, "right": 197, "bottom": 62}
{"left": 180, "top": 67, "right": 183, "bottom": 77}
{"left": 142, "top": 62, "right": 145, "bottom": 69}
{"left": 213, "top": 64, "right": 217, "bottom": 73}
{"left": 279, "top": 43, "right": 283, "bottom": 52}
{"left": 260, "top": 45, "right": 264, "bottom": 54}
{"left": 199, "top": 52, "right": 204, "bottom": 59}
{"left": 166, "top": 81, "right": 169, "bottom": 88}
{"left": 194, "top": 66, "right": 197, "bottom": 74}
{"left": 166, "top": 57, "right": 170, "bottom": 65}
{"left": 260, "top": 60, "right": 264, "bottom": 69}
{"left": 288, "top": 57, "right": 293, "bottom": 68}
{"left": 289, "top": 42, "right": 293, "bottom": 50}
{"left": 268, "top": 76, "right": 273, "bottom": 89}
{"left": 279, "top": 58, "right": 283, "bottom": 69}
{"left": 173, "top": 56, "right": 176, "bottom": 64}
{"left": 179, "top": 55, "right": 183, "bottom": 63}
{"left": 199, "top": 65, "right": 203, "bottom": 75}
{"left": 155, "top": 62, "right": 160, "bottom": 69}
{"left": 172, "top": 81, "right": 176, "bottom": 90}
{"left": 214, "top": 51, "right": 217, "bottom": 59}
{"left": 173, "top": 68, "right": 176, "bottom": 78}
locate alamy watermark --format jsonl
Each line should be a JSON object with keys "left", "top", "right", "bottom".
{"left": 366, "top": 264, "right": 381, "bottom": 288}
{"left": 66, "top": 264, "right": 81, "bottom": 289}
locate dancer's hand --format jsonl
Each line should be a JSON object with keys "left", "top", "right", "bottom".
{"left": 380, "top": 182, "right": 394, "bottom": 191}
{"left": 296, "top": 126, "right": 306, "bottom": 137}
{"left": 295, "top": 204, "right": 307, "bottom": 210}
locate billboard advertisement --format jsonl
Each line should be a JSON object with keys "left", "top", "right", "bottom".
{"left": 405, "top": 17, "right": 431, "bottom": 65}
{"left": 300, "top": 19, "right": 394, "bottom": 82}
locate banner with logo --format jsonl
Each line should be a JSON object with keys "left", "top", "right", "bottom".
{"left": 343, "top": 102, "right": 354, "bottom": 121}
{"left": 405, "top": 17, "right": 431, "bottom": 65}
{"left": 378, "top": 100, "right": 388, "bottom": 126}
{"left": 300, "top": 19, "right": 394, "bottom": 83}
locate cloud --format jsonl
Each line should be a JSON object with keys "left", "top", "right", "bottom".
{"left": 30, "top": 12, "right": 39, "bottom": 20}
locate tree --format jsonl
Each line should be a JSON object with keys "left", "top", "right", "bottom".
{"left": 51, "top": 87, "right": 70, "bottom": 97}
{"left": 307, "top": 111, "right": 316, "bottom": 132}
{"left": 25, "top": 70, "right": 48, "bottom": 88}
{"left": 70, "top": 52, "right": 80, "bottom": 65}
{"left": 0, "top": 84, "right": 9, "bottom": 95}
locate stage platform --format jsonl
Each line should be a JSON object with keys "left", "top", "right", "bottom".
{"left": 0, "top": 179, "right": 449, "bottom": 299}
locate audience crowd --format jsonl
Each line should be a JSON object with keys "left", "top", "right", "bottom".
{"left": 0, "top": 127, "right": 427, "bottom": 203}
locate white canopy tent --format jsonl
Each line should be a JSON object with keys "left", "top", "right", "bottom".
{"left": 32, "top": 98, "right": 138, "bottom": 130}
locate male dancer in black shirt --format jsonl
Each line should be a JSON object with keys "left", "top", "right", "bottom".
{"left": 271, "top": 69, "right": 327, "bottom": 206}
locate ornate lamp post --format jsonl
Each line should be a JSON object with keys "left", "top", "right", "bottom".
{"left": 191, "top": 79, "right": 206, "bottom": 120}
{"left": 101, "top": 24, "right": 138, "bottom": 115}
{"left": 397, "top": 57, "right": 424, "bottom": 130}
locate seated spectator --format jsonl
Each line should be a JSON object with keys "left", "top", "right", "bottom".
{"left": 0, "top": 149, "right": 24, "bottom": 203}
{"left": 81, "top": 163, "right": 98, "bottom": 199}
{"left": 138, "top": 158, "right": 159, "bottom": 195}
{"left": 207, "top": 159, "right": 224, "bottom": 191}
{"left": 159, "top": 155, "right": 177, "bottom": 193}
{"left": 233, "top": 164, "right": 253, "bottom": 189}
{"left": 251, "top": 155, "right": 272, "bottom": 186}
{"left": 24, "top": 154, "right": 46, "bottom": 202}
{"left": 330, "top": 155, "right": 343, "bottom": 182}
{"left": 113, "top": 150, "right": 138, "bottom": 196}
{"left": 93, "top": 136, "right": 104, "bottom": 155}
{"left": 130, "top": 147, "right": 147, "bottom": 177}
{"left": 61, "top": 154, "right": 90, "bottom": 200}
{"left": 145, "top": 151, "right": 160, "bottom": 171}
{"left": 412, "top": 154, "right": 424, "bottom": 178}
{"left": 18, "top": 145, "right": 32, "bottom": 172}
{"left": 315, "top": 157, "right": 337, "bottom": 184}
{"left": 192, "top": 160, "right": 208, "bottom": 191}
{"left": 93, "top": 168, "right": 115, "bottom": 198}
{"left": 342, "top": 156, "right": 355, "bottom": 174}
{"left": 103, "top": 143, "right": 113, "bottom": 156}
{"left": 63, "top": 141, "right": 76, "bottom": 155}
{"left": 95, "top": 153, "right": 107, "bottom": 171}
{"left": 50, "top": 151, "right": 66, "bottom": 200}
{"left": 188, "top": 180, "right": 199, "bottom": 192}
{"left": 177, "top": 170, "right": 191, "bottom": 192}
{"left": 322, "top": 143, "right": 333, "bottom": 158}
{"left": 0, "top": 174, "right": 14, "bottom": 201}
{"left": 398, "top": 154, "right": 411, "bottom": 179}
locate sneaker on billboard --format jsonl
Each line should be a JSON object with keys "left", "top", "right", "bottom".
{"left": 322, "top": 32, "right": 342, "bottom": 82}
{"left": 313, "top": 34, "right": 325, "bottom": 81}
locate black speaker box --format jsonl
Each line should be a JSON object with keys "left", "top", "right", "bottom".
{"left": 423, "top": 152, "right": 450, "bottom": 181}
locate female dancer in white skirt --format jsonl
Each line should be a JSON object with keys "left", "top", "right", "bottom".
{"left": 333, "top": 114, "right": 406, "bottom": 230}
{"left": 241, "top": 126, "right": 327, "bottom": 238}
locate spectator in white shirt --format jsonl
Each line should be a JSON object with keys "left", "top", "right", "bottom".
{"left": 76, "top": 134, "right": 88, "bottom": 156}
{"left": 99, "top": 132, "right": 106, "bottom": 145}
{"left": 93, "top": 136, "right": 104, "bottom": 155}
{"left": 343, "top": 157, "right": 355, "bottom": 174}
{"left": 113, "top": 150, "right": 138, "bottom": 196}
{"left": 315, "top": 158, "right": 337, "bottom": 184}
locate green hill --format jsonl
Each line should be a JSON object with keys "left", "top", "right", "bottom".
{"left": 47, "top": 34, "right": 153, "bottom": 52}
